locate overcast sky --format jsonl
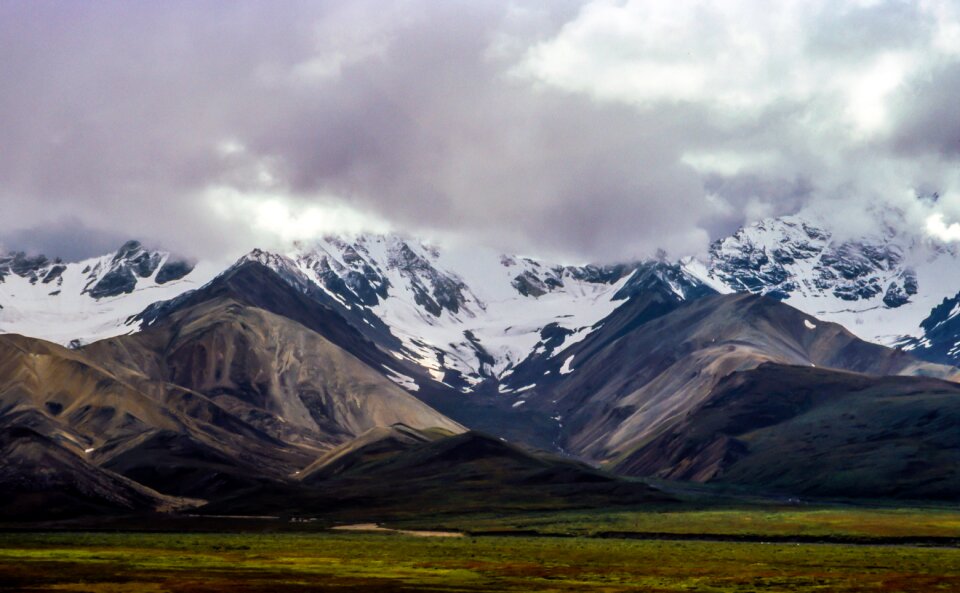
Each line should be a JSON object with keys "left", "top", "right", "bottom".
{"left": 3, "top": 0, "right": 960, "bottom": 263}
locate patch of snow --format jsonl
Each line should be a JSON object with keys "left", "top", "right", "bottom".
{"left": 680, "top": 256, "right": 734, "bottom": 294}
{"left": 559, "top": 355, "right": 575, "bottom": 375}
{"left": 512, "top": 400, "right": 525, "bottom": 408}
{"left": 804, "top": 319, "right": 817, "bottom": 330}
{"left": 382, "top": 366, "right": 419, "bottom": 392}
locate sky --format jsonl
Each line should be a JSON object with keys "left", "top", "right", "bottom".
{"left": 3, "top": 0, "right": 960, "bottom": 263}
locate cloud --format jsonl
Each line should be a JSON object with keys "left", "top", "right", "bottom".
{"left": 205, "top": 186, "right": 393, "bottom": 248}
{"left": 518, "top": 0, "right": 960, "bottom": 241}
{"left": 2, "top": 1, "right": 960, "bottom": 262}
{"left": 0, "top": 217, "right": 130, "bottom": 261}
{"left": 925, "top": 212, "right": 960, "bottom": 242}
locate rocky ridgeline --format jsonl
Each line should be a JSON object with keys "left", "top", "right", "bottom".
{"left": 707, "top": 216, "right": 917, "bottom": 307}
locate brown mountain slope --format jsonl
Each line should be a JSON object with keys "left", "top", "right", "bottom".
{"left": 0, "top": 294, "right": 463, "bottom": 507}
{"left": 612, "top": 363, "right": 960, "bottom": 499}
{"left": 538, "top": 293, "right": 958, "bottom": 464}
{"left": 204, "top": 430, "right": 673, "bottom": 519}
{"left": 0, "top": 333, "right": 182, "bottom": 449}
{"left": 298, "top": 423, "right": 453, "bottom": 481}
{"left": 0, "top": 426, "right": 198, "bottom": 520}
{"left": 0, "top": 332, "right": 315, "bottom": 498}
{"left": 85, "top": 298, "right": 463, "bottom": 448}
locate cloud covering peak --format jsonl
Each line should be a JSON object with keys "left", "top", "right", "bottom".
{"left": 3, "top": 1, "right": 960, "bottom": 262}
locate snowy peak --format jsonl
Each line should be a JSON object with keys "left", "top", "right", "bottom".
{"left": 0, "top": 252, "right": 60, "bottom": 284}
{"left": 0, "top": 240, "right": 196, "bottom": 300}
{"left": 708, "top": 216, "right": 911, "bottom": 303}
{"left": 0, "top": 241, "right": 215, "bottom": 346}
{"left": 243, "top": 235, "right": 480, "bottom": 318}
{"left": 702, "top": 215, "right": 960, "bottom": 347}
{"left": 11, "top": 217, "right": 960, "bottom": 391}
{"left": 619, "top": 259, "right": 719, "bottom": 302}
{"left": 383, "top": 238, "right": 470, "bottom": 317}
{"left": 0, "top": 230, "right": 723, "bottom": 391}
{"left": 225, "top": 234, "right": 670, "bottom": 390}
{"left": 710, "top": 216, "right": 828, "bottom": 295}
{"left": 81, "top": 240, "right": 194, "bottom": 299}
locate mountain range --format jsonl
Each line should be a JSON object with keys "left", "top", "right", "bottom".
{"left": 2, "top": 213, "right": 960, "bottom": 520}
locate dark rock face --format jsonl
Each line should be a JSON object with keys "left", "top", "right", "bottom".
{"left": 900, "top": 289, "right": 960, "bottom": 364}
{"left": 508, "top": 262, "right": 632, "bottom": 299}
{"left": 512, "top": 271, "right": 549, "bottom": 297}
{"left": 709, "top": 217, "right": 911, "bottom": 308}
{"left": 613, "top": 364, "right": 960, "bottom": 500}
{"left": 883, "top": 270, "right": 919, "bottom": 308}
{"left": 85, "top": 241, "right": 164, "bottom": 298}
{"left": 9, "top": 253, "right": 49, "bottom": 279}
{"left": 293, "top": 238, "right": 480, "bottom": 318}
{"left": 41, "top": 264, "right": 66, "bottom": 284}
{"left": 310, "top": 255, "right": 390, "bottom": 308}
{"left": 712, "top": 242, "right": 789, "bottom": 291}
{"left": 389, "top": 243, "right": 468, "bottom": 317}
{"left": 87, "top": 266, "right": 137, "bottom": 299}
{"left": 538, "top": 323, "right": 574, "bottom": 351}
{"left": 155, "top": 260, "right": 194, "bottom": 284}
{"left": 569, "top": 263, "right": 633, "bottom": 285}
{"left": 614, "top": 261, "right": 713, "bottom": 301}
{"left": 0, "top": 252, "right": 51, "bottom": 284}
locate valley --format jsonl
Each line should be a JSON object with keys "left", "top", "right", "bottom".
{"left": 1, "top": 215, "right": 958, "bottom": 590}
{"left": 1, "top": 513, "right": 959, "bottom": 592}
{"left": 7, "top": 3, "right": 960, "bottom": 589}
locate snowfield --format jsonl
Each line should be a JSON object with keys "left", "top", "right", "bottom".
{"left": 5, "top": 212, "right": 960, "bottom": 384}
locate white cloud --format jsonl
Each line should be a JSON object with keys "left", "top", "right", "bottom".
{"left": 517, "top": 0, "right": 800, "bottom": 112}
{"left": 510, "top": 0, "right": 960, "bottom": 249}
{"left": 682, "top": 150, "right": 780, "bottom": 176}
{"left": 926, "top": 212, "right": 960, "bottom": 242}
{"left": 517, "top": 0, "right": 952, "bottom": 139}
{"left": 845, "top": 52, "right": 914, "bottom": 135}
{"left": 205, "top": 186, "right": 392, "bottom": 249}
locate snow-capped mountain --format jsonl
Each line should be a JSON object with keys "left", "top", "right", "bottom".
{"left": 0, "top": 241, "right": 218, "bottom": 346}
{"left": 240, "top": 236, "right": 718, "bottom": 391}
{"left": 0, "top": 233, "right": 720, "bottom": 393}
{"left": 694, "top": 215, "right": 960, "bottom": 351}
{"left": 7, "top": 213, "right": 960, "bottom": 385}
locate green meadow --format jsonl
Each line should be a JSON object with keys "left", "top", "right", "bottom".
{"left": 411, "top": 505, "right": 960, "bottom": 539}
{"left": 1, "top": 507, "right": 959, "bottom": 592}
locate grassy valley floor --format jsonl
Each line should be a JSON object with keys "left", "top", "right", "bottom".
{"left": 2, "top": 507, "right": 960, "bottom": 593}
{"left": 403, "top": 506, "right": 960, "bottom": 541}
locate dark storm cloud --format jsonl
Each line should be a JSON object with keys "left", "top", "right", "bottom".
{"left": 889, "top": 62, "right": 960, "bottom": 158}
{"left": 2, "top": 1, "right": 960, "bottom": 262}
{"left": 0, "top": 0, "right": 708, "bottom": 261}
{"left": 0, "top": 218, "right": 130, "bottom": 261}
{"left": 700, "top": 174, "right": 815, "bottom": 239}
